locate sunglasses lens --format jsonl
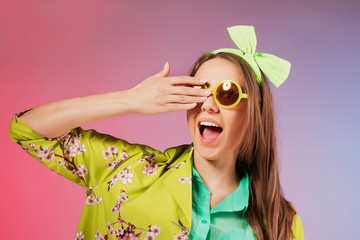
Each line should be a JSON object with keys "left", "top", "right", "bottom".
{"left": 215, "top": 81, "right": 240, "bottom": 106}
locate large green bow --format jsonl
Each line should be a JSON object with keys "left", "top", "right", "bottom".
{"left": 211, "top": 25, "right": 291, "bottom": 87}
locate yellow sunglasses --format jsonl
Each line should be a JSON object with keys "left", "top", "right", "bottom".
{"left": 197, "top": 80, "right": 248, "bottom": 109}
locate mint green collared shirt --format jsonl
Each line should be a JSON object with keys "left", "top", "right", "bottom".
{"left": 189, "top": 164, "right": 256, "bottom": 240}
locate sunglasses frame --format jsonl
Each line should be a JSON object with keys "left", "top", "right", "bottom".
{"left": 202, "top": 80, "right": 248, "bottom": 109}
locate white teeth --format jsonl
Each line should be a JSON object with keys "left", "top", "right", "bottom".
{"left": 200, "top": 121, "right": 220, "bottom": 127}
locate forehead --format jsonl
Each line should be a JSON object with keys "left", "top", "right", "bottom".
{"left": 194, "top": 58, "right": 245, "bottom": 86}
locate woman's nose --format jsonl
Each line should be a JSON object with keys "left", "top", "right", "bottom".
{"left": 201, "top": 94, "right": 220, "bottom": 113}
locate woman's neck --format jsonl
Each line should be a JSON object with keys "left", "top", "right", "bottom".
{"left": 193, "top": 150, "right": 241, "bottom": 208}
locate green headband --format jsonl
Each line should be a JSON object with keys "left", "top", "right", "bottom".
{"left": 211, "top": 25, "right": 291, "bottom": 87}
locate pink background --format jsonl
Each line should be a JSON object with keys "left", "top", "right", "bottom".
{"left": 1, "top": 0, "right": 359, "bottom": 239}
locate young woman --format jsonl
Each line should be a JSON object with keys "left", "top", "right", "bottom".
{"left": 9, "top": 25, "right": 304, "bottom": 240}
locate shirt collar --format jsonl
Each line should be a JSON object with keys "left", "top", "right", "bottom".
{"left": 191, "top": 157, "right": 249, "bottom": 213}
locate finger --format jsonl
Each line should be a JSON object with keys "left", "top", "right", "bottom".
{"left": 167, "top": 95, "right": 208, "bottom": 104}
{"left": 169, "top": 86, "right": 211, "bottom": 97}
{"left": 168, "top": 76, "right": 206, "bottom": 86}
{"left": 165, "top": 103, "right": 198, "bottom": 112}
{"left": 148, "top": 62, "right": 170, "bottom": 78}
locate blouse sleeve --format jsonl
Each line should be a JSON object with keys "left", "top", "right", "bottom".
{"left": 9, "top": 113, "right": 152, "bottom": 189}
{"left": 292, "top": 213, "right": 305, "bottom": 240}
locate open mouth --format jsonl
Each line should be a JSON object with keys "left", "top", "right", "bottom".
{"left": 199, "top": 121, "right": 223, "bottom": 142}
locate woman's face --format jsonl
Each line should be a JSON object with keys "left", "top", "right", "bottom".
{"left": 187, "top": 57, "right": 248, "bottom": 162}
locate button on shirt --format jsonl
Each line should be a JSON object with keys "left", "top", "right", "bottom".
{"left": 189, "top": 165, "right": 256, "bottom": 240}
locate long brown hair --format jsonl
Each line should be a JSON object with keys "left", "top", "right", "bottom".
{"left": 189, "top": 52, "right": 295, "bottom": 240}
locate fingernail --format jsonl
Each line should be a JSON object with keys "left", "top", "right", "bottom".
{"left": 205, "top": 90, "right": 212, "bottom": 96}
{"left": 199, "top": 79, "right": 206, "bottom": 84}
{"left": 200, "top": 97, "right": 207, "bottom": 100}
{"left": 163, "top": 62, "right": 168, "bottom": 69}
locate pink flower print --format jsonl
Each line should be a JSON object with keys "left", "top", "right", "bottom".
{"left": 109, "top": 166, "right": 134, "bottom": 186}
{"left": 107, "top": 189, "right": 160, "bottom": 239}
{"left": 118, "top": 190, "right": 129, "bottom": 203}
{"left": 109, "top": 181, "right": 116, "bottom": 189}
{"left": 149, "top": 225, "right": 161, "bottom": 237}
{"left": 112, "top": 172, "right": 122, "bottom": 182}
{"left": 107, "top": 222, "right": 115, "bottom": 236}
{"left": 111, "top": 200, "right": 123, "bottom": 214}
{"left": 65, "top": 147, "right": 76, "bottom": 158}
{"left": 175, "top": 161, "right": 186, "bottom": 168}
{"left": 45, "top": 152, "right": 55, "bottom": 162}
{"left": 33, "top": 146, "right": 55, "bottom": 162}
{"left": 84, "top": 185, "right": 103, "bottom": 206}
{"left": 179, "top": 177, "right": 186, "bottom": 183}
{"left": 111, "top": 206, "right": 117, "bottom": 214}
{"left": 174, "top": 229, "right": 189, "bottom": 240}
{"left": 94, "top": 229, "right": 106, "bottom": 240}
{"left": 94, "top": 229, "right": 102, "bottom": 237}
{"left": 68, "top": 137, "right": 76, "bottom": 146}
{"left": 138, "top": 152, "right": 156, "bottom": 164}
{"left": 64, "top": 134, "right": 86, "bottom": 158}
{"left": 57, "top": 160, "right": 67, "bottom": 169}
{"left": 42, "top": 147, "right": 49, "bottom": 155}
{"left": 107, "top": 161, "right": 115, "bottom": 170}
{"left": 144, "top": 232, "right": 155, "bottom": 240}
{"left": 75, "top": 144, "right": 85, "bottom": 153}
{"left": 122, "top": 233, "right": 138, "bottom": 240}
{"left": 108, "top": 168, "right": 134, "bottom": 189}
{"left": 79, "top": 144, "right": 86, "bottom": 153}
{"left": 138, "top": 152, "right": 165, "bottom": 176}
{"left": 103, "top": 147, "right": 129, "bottom": 171}
{"left": 142, "top": 162, "right": 158, "bottom": 176}
{"left": 76, "top": 164, "right": 88, "bottom": 177}
{"left": 95, "top": 196, "right": 103, "bottom": 204}
{"left": 110, "top": 146, "right": 118, "bottom": 155}
{"left": 30, "top": 132, "right": 89, "bottom": 187}
{"left": 119, "top": 149, "right": 129, "bottom": 160}
{"left": 73, "top": 231, "right": 85, "bottom": 240}
{"left": 111, "top": 190, "right": 128, "bottom": 213}
{"left": 115, "top": 227, "right": 125, "bottom": 236}
{"left": 120, "top": 171, "right": 134, "bottom": 185}
{"left": 103, "top": 146, "right": 121, "bottom": 160}
{"left": 126, "top": 223, "right": 137, "bottom": 233}
{"left": 102, "top": 149, "right": 113, "bottom": 160}
{"left": 28, "top": 143, "right": 36, "bottom": 148}
{"left": 179, "top": 176, "right": 192, "bottom": 189}
{"left": 111, "top": 206, "right": 118, "bottom": 214}
{"left": 85, "top": 196, "right": 95, "bottom": 206}
{"left": 64, "top": 148, "right": 72, "bottom": 157}
{"left": 167, "top": 160, "right": 186, "bottom": 169}
{"left": 181, "top": 229, "right": 190, "bottom": 237}
{"left": 42, "top": 147, "right": 54, "bottom": 161}
{"left": 71, "top": 169, "right": 78, "bottom": 176}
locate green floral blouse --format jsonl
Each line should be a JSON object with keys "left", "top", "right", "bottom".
{"left": 9, "top": 114, "right": 304, "bottom": 240}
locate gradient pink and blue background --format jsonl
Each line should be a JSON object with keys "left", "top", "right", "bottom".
{"left": 1, "top": 0, "right": 359, "bottom": 239}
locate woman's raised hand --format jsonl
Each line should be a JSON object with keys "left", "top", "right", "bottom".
{"left": 18, "top": 62, "right": 210, "bottom": 138}
{"left": 126, "top": 62, "right": 210, "bottom": 114}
